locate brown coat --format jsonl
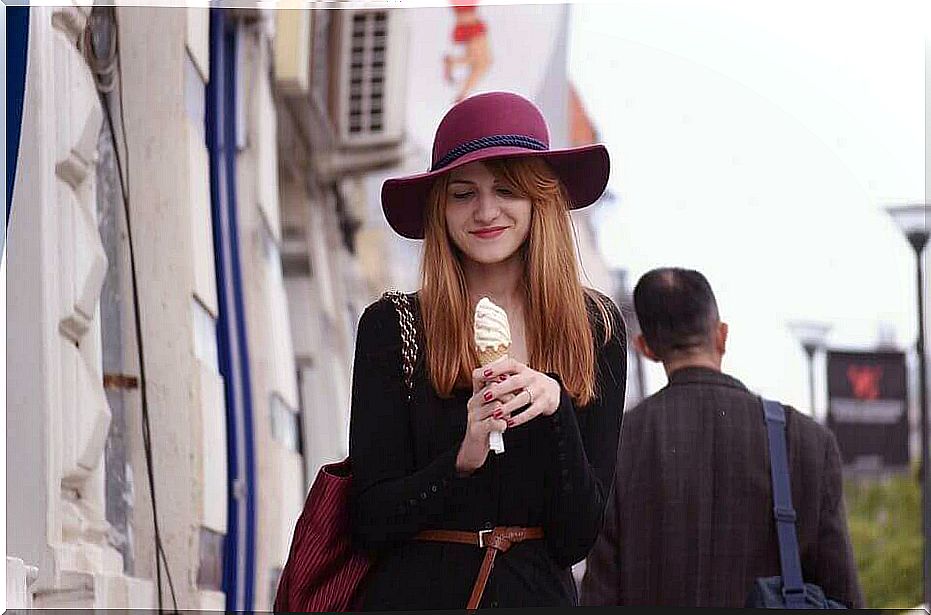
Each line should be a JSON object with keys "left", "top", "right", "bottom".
{"left": 580, "top": 366, "right": 864, "bottom": 608}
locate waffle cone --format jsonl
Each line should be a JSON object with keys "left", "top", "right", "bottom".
{"left": 478, "top": 345, "right": 510, "bottom": 367}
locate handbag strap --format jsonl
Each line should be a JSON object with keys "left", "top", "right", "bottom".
{"left": 383, "top": 290, "right": 419, "bottom": 403}
{"left": 761, "top": 398, "right": 807, "bottom": 609}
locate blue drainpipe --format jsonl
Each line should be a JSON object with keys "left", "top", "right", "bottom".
{"left": 6, "top": 6, "right": 30, "bottom": 236}
{"left": 206, "top": 9, "right": 257, "bottom": 612}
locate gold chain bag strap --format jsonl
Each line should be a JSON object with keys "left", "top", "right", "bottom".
{"left": 383, "top": 290, "right": 418, "bottom": 401}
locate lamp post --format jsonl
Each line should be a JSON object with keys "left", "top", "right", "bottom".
{"left": 787, "top": 320, "right": 832, "bottom": 419}
{"left": 886, "top": 202, "right": 930, "bottom": 607}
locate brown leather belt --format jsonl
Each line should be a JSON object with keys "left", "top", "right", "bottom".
{"left": 413, "top": 526, "right": 544, "bottom": 609}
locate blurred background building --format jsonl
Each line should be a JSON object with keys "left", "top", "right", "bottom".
{"left": 5, "top": 3, "right": 632, "bottom": 610}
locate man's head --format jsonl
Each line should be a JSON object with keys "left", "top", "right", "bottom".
{"left": 633, "top": 267, "right": 728, "bottom": 372}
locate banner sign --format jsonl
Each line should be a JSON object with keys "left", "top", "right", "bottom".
{"left": 826, "top": 350, "right": 909, "bottom": 470}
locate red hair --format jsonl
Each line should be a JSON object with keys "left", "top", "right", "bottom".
{"left": 419, "top": 157, "right": 615, "bottom": 407}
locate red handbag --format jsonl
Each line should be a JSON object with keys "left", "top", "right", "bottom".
{"left": 274, "top": 291, "right": 417, "bottom": 612}
{"left": 273, "top": 459, "right": 372, "bottom": 612}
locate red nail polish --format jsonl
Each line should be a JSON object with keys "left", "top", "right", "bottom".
{"left": 484, "top": 391, "right": 493, "bottom": 402}
{"left": 499, "top": 375, "right": 507, "bottom": 382}
{"left": 493, "top": 410, "right": 503, "bottom": 419}
{"left": 484, "top": 369, "right": 493, "bottom": 377}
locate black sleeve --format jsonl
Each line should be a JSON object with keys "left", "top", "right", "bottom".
{"left": 542, "top": 299, "right": 627, "bottom": 568}
{"left": 579, "top": 480, "right": 622, "bottom": 605}
{"left": 348, "top": 299, "right": 462, "bottom": 551}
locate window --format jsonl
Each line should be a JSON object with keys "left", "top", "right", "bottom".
{"left": 270, "top": 392, "right": 302, "bottom": 454}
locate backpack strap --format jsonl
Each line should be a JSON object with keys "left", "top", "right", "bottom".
{"left": 761, "top": 398, "right": 807, "bottom": 609}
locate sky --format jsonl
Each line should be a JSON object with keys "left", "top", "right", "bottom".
{"left": 567, "top": 0, "right": 927, "bottom": 416}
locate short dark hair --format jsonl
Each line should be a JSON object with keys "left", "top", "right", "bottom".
{"left": 633, "top": 267, "right": 720, "bottom": 360}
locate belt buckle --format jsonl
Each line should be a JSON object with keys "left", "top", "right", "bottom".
{"left": 478, "top": 529, "right": 493, "bottom": 548}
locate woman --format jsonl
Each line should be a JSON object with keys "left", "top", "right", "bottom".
{"left": 349, "top": 91, "right": 627, "bottom": 610}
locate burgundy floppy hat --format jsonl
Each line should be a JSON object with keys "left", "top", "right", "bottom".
{"left": 381, "top": 91, "right": 610, "bottom": 240}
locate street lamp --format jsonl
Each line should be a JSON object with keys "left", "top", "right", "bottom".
{"left": 886, "top": 202, "right": 930, "bottom": 607}
{"left": 787, "top": 319, "right": 832, "bottom": 418}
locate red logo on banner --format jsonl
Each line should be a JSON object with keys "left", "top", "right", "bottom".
{"left": 847, "top": 365, "right": 883, "bottom": 400}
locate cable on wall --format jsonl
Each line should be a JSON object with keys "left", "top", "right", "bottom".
{"left": 82, "top": 7, "right": 179, "bottom": 613}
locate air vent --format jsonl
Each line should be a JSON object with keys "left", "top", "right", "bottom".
{"left": 333, "top": 9, "right": 406, "bottom": 147}
{"left": 348, "top": 12, "right": 386, "bottom": 135}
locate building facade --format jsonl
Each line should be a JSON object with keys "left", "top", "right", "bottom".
{"left": 6, "top": 4, "right": 624, "bottom": 609}
{"left": 5, "top": 6, "right": 406, "bottom": 610}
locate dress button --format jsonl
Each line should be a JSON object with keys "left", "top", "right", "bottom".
{"left": 490, "top": 601, "right": 499, "bottom": 608}
{"left": 483, "top": 521, "right": 493, "bottom": 529}
{"left": 431, "top": 484, "right": 438, "bottom": 493}
{"left": 420, "top": 492, "right": 428, "bottom": 500}
{"left": 408, "top": 499, "right": 417, "bottom": 506}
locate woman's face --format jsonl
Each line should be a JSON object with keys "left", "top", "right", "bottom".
{"left": 443, "top": 161, "right": 532, "bottom": 266}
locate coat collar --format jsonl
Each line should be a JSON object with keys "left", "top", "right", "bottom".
{"left": 666, "top": 366, "right": 749, "bottom": 392}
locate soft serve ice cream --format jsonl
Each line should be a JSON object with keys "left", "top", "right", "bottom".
{"left": 474, "top": 297, "right": 510, "bottom": 453}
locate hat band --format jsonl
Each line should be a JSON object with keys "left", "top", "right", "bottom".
{"left": 431, "top": 134, "right": 547, "bottom": 171}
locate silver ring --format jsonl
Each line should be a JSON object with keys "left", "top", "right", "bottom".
{"left": 525, "top": 387, "right": 534, "bottom": 406}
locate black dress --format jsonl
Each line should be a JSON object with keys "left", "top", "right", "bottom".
{"left": 348, "top": 291, "right": 626, "bottom": 611}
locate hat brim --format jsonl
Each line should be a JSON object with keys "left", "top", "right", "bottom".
{"left": 381, "top": 143, "right": 610, "bottom": 240}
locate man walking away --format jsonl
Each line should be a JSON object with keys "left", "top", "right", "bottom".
{"left": 580, "top": 267, "right": 864, "bottom": 608}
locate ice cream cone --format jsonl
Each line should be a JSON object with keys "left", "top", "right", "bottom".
{"left": 479, "top": 346, "right": 508, "bottom": 454}
{"left": 474, "top": 297, "right": 511, "bottom": 455}
{"left": 478, "top": 345, "right": 510, "bottom": 368}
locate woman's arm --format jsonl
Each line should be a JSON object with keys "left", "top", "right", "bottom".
{"left": 349, "top": 299, "right": 461, "bottom": 551}
{"left": 543, "top": 298, "right": 627, "bottom": 568}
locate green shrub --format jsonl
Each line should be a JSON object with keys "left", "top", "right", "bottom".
{"left": 844, "top": 468, "right": 922, "bottom": 608}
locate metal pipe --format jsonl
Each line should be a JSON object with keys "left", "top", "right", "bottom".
{"left": 804, "top": 344, "right": 817, "bottom": 419}
{"left": 908, "top": 230, "right": 930, "bottom": 607}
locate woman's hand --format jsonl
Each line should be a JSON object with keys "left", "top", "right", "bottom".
{"left": 455, "top": 367, "right": 510, "bottom": 475}
{"left": 455, "top": 358, "right": 562, "bottom": 475}
{"left": 479, "top": 358, "right": 561, "bottom": 428}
